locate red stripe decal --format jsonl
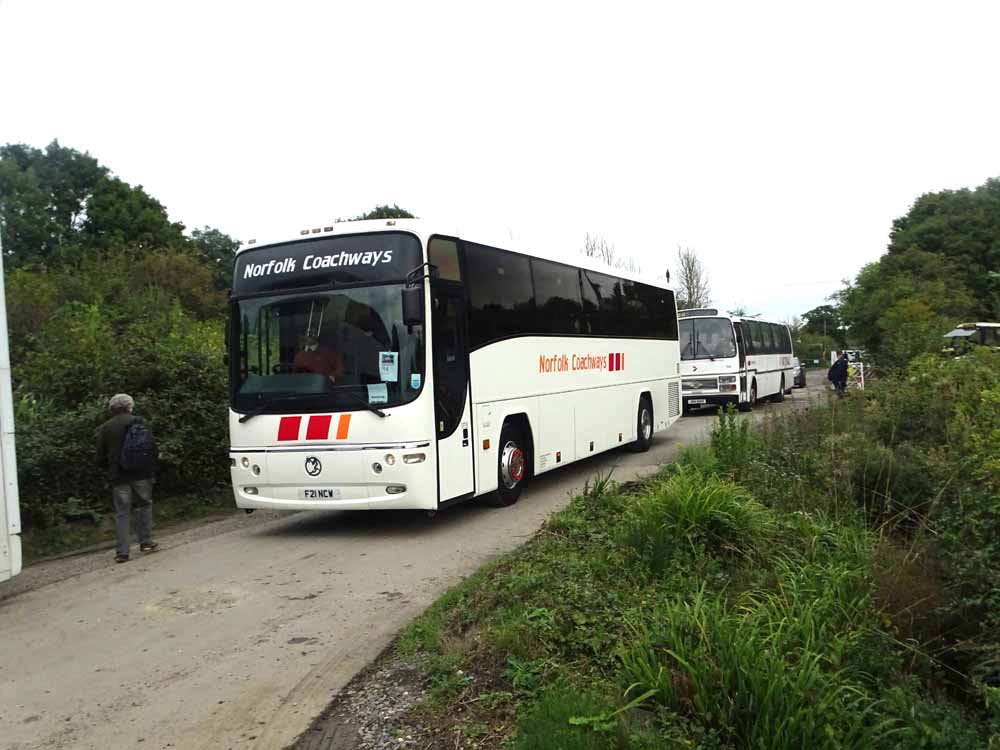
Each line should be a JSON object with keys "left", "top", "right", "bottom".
{"left": 277, "top": 416, "right": 302, "bottom": 441}
{"left": 335, "top": 414, "right": 351, "bottom": 440}
{"left": 620, "top": 352, "right": 624, "bottom": 370}
{"left": 306, "top": 415, "right": 332, "bottom": 440}
{"left": 609, "top": 351, "right": 615, "bottom": 371}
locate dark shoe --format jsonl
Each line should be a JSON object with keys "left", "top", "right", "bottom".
{"left": 115, "top": 554, "right": 130, "bottom": 564}
{"left": 140, "top": 542, "right": 159, "bottom": 553}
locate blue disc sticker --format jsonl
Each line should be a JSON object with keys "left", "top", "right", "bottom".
{"left": 410, "top": 373, "right": 422, "bottom": 389}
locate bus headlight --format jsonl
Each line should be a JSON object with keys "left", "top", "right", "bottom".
{"left": 372, "top": 462, "right": 383, "bottom": 474}
{"left": 241, "top": 457, "right": 250, "bottom": 468}
{"left": 384, "top": 454, "right": 396, "bottom": 466}
{"left": 386, "top": 485, "right": 406, "bottom": 494}
{"left": 403, "top": 453, "right": 426, "bottom": 464}
{"left": 252, "top": 464, "right": 261, "bottom": 476}
{"left": 719, "top": 375, "right": 738, "bottom": 392}
{"left": 245, "top": 487, "right": 259, "bottom": 495}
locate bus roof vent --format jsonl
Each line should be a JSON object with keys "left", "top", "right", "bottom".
{"left": 678, "top": 308, "right": 719, "bottom": 318}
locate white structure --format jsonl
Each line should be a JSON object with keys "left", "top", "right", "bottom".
{"left": 0, "top": 236, "right": 21, "bottom": 582}
{"left": 228, "top": 220, "right": 682, "bottom": 511}
{"left": 678, "top": 309, "right": 794, "bottom": 411}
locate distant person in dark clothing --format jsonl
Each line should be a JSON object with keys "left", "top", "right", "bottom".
{"left": 827, "top": 352, "right": 849, "bottom": 397}
{"left": 95, "top": 394, "right": 158, "bottom": 563}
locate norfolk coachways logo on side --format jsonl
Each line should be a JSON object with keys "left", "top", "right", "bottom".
{"left": 538, "top": 352, "right": 626, "bottom": 373}
{"left": 242, "top": 249, "right": 395, "bottom": 279}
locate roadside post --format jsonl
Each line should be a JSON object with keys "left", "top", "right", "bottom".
{"left": 0, "top": 233, "right": 21, "bottom": 582}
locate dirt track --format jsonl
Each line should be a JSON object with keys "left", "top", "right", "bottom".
{"left": 0, "top": 384, "right": 821, "bottom": 750}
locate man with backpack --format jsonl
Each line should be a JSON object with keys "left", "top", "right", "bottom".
{"left": 95, "top": 393, "right": 159, "bottom": 563}
{"left": 827, "top": 351, "right": 850, "bottom": 397}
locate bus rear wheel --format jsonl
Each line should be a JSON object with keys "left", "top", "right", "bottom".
{"left": 487, "top": 422, "right": 527, "bottom": 507}
{"left": 628, "top": 396, "right": 653, "bottom": 453}
{"left": 739, "top": 381, "right": 756, "bottom": 412}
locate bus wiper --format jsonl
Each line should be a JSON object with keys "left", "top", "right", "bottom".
{"left": 238, "top": 394, "right": 309, "bottom": 423}
{"left": 334, "top": 388, "right": 388, "bottom": 418}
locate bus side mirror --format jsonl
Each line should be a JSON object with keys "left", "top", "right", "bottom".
{"left": 402, "top": 285, "right": 423, "bottom": 327}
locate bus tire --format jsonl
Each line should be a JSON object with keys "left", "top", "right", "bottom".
{"left": 739, "top": 380, "right": 756, "bottom": 412}
{"left": 772, "top": 376, "right": 786, "bottom": 402}
{"left": 487, "top": 422, "right": 527, "bottom": 507}
{"left": 629, "top": 396, "right": 653, "bottom": 453}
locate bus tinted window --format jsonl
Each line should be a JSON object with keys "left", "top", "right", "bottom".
{"left": 749, "top": 321, "right": 765, "bottom": 353}
{"left": 533, "top": 259, "right": 583, "bottom": 334}
{"left": 581, "top": 270, "right": 621, "bottom": 335}
{"left": 621, "top": 280, "right": 651, "bottom": 336}
{"left": 466, "top": 243, "right": 534, "bottom": 348}
{"left": 765, "top": 324, "right": 777, "bottom": 354}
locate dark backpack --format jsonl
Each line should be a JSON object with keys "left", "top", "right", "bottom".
{"left": 119, "top": 418, "right": 158, "bottom": 473}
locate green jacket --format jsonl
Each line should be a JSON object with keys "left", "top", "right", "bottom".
{"left": 95, "top": 413, "right": 156, "bottom": 484}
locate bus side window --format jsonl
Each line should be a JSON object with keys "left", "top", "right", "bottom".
{"left": 465, "top": 243, "right": 534, "bottom": 348}
{"left": 580, "top": 270, "right": 619, "bottom": 335}
{"left": 533, "top": 259, "right": 584, "bottom": 334}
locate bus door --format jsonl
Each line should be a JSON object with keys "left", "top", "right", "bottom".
{"left": 733, "top": 322, "right": 749, "bottom": 403}
{"left": 428, "top": 238, "right": 475, "bottom": 504}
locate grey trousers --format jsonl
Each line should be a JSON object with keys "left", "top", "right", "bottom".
{"left": 112, "top": 479, "right": 154, "bottom": 556}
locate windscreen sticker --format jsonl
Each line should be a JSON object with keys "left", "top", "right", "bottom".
{"left": 367, "top": 383, "right": 388, "bottom": 405}
{"left": 410, "top": 373, "right": 422, "bottom": 389}
{"left": 379, "top": 351, "right": 399, "bottom": 382}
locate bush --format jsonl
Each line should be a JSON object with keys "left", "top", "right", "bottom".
{"left": 619, "top": 468, "right": 772, "bottom": 573}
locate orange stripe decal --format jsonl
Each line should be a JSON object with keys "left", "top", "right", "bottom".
{"left": 335, "top": 413, "right": 351, "bottom": 440}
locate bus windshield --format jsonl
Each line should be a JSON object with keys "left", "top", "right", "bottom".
{"left": 679, "top": 317, "right": 737, "bottom": 360}
{"left": 232, "top": 284, "right": 425, "bottom": 414}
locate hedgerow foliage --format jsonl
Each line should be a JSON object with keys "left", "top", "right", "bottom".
{"left": 1, "top": 142, "right": 234, "bottom": 529}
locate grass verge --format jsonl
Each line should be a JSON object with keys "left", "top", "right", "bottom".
{"left": 390, "top": 376, "right": 1000, "bottom": 748}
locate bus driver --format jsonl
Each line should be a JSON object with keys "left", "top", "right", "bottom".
{"left": 293, "top": 334, "right": 344, "bottom": 381}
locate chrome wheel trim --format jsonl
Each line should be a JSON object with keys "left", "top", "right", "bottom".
{"left": 500, "top": 440, "right": 525, "bottom": 489}
{"left": 640, "top": 406, "right": 652, "bottom": 441}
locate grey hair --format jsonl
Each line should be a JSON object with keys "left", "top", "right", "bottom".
{"left": 109, "top": 393, "right": 135, "bottom": 414}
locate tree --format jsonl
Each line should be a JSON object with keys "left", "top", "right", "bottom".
{"left": 0, "top": 141, "right": 107, "bottom": 265}
{"left": 801, "top": 304, "right": 846, "bottom": 347}
{"left": 674, "top": 246, "right": 710, "bottom": 310}
{"left": 190, "top": 226, "right": 240, "bottom": 287}
{"left": 581, "top": 233, "right": 640, "bottom": 273}
{"left": 838, "top": 247, "right": 976, "bottom": 367}
{"left": 886, "top": 177, "right": 1000, "bottom": 319}
{"left": 80, "top": 175, "right": 186, "bottom": 251}
{"left": 352, "top": 204, "right": 415, "bottom": 220}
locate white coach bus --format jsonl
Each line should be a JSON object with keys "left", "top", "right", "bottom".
{"left": 678, "top": 309, "right": 794, "bottom": 412}
{"left": 228, "top": 220, "right": 682, "bottom": 511}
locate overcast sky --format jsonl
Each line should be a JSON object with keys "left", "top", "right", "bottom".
{"left": 2, "top": 1, "right": 998, "bottom": 320}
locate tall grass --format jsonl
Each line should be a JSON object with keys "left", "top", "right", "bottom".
{"left": 619, "top": 561, "right": 894, "bottom": 749}
{"left": 619, "top": 467, "right": 773, "bottom": 572}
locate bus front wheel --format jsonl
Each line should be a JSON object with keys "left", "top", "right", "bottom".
{"left": 739, "top": 381, "right": 757, "bottom": 412}
{"left": 488, "top": 423, "right": 527, "bottom": 507}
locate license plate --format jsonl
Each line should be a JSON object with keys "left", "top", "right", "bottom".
{"left": 298, "top": 488, "right": 343, "bottom": 500}
{"left": 687, "top": 399, "right": 708, "bottom": 405}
